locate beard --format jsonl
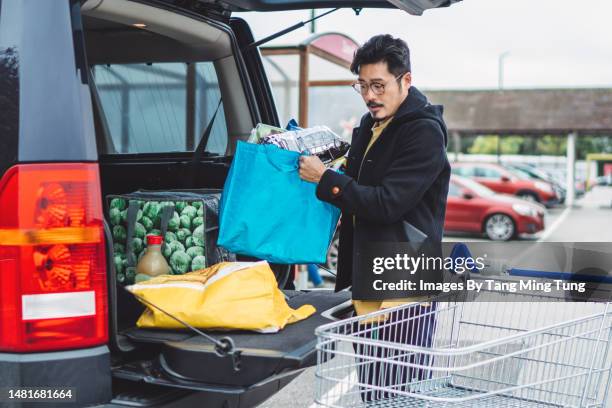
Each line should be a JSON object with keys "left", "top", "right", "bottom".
{"left": 367, "top": 102, "right": 388, "bottom": 121}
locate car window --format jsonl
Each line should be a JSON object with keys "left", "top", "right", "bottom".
{"left": 92, "top": 62, "right": 228, "bottom": 155}
{"left": 448, "top": 182, "right": 462, "bottom": 197}
{"left": 508, "top": 167, "right": 532, "bottom": 180}
{"left": 475, "top": 167, "right": 501, "bottom": 179}
{"left": 452, "top": 166, "right": 475, "bottom": 177}
{"left": 457, "top": 177, "right": 496, "bottom": 197}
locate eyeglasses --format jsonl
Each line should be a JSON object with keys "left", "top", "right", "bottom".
{"left": 351, "top": 73, "right": 406, "bottom": 96}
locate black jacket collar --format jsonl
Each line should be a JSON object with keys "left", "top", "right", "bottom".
{"left": 360, "top": 86, "right": 429, "bottom": 130}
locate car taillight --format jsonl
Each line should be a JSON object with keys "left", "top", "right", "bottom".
{"left": 0, "top": 163, "right": 108, "bottom": 352}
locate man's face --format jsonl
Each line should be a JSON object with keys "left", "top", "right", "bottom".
{"left": 357, "top": 61, "right": 411, "bottom": 121}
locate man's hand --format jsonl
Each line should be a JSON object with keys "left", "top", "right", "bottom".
{"left": 299, "top": 155, "right": 326, "bottom": 183}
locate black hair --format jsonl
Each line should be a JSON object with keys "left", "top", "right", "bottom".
{"left": 350, "top": 34, "right": 411, "bottom": 77}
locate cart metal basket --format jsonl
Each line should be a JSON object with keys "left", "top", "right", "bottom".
{"left": 315, "top": 294, "right": 612, "bottom": 407}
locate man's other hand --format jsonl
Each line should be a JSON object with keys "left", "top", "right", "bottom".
{"left": 299, "top": 155, "right": 326, "bottom": 183}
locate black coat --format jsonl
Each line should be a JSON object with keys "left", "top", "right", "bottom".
{"left": 316, "top": 87, "right": 450, "bottom": 299}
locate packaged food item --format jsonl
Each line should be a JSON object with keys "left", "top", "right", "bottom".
{"left": 247, "top": 123, "right": 286, "bottom": 144}
{"left": 127, "top": 261, "right": 316, "bottom": 331}
{"left": 136, "top": 235, "right": 171, "bottom": 277}
{"left": 253, "top": 123, "right": 350, "bottom": 165}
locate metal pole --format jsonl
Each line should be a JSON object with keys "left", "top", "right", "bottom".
{"left": 498, "top": 51, "right": 510, "bottom": 90}
{"left": 186, "top": 63, "right": 196, "bottom": 151}
{"left": 299, "top": 46, "right": 310, "bottom": 127}
{"left": 452, "top": 131, "right": 461, "bottom": 161}
{"left": 566, "top": 131, "right": 577, "bottom": 207}
{"left": 310, "top": 9, "right": 316, "bottom": 33}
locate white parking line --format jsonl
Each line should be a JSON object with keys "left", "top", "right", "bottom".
{"left": 538, "top": 207, "right": 571, "bottom": 242}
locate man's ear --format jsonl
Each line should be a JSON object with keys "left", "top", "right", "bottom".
{"left": 403, "top": 72, "right": 412, "bottom": 90}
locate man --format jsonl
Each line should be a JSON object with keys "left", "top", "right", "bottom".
{"left": 299, "top": 34, "right": 450, "bottom": 400}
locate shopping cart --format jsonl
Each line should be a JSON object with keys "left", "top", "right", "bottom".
{"left": 315, "top": 291, "right": 612, "bottom": 407}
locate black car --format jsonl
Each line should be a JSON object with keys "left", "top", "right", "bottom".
{"left": 0, "top": 0, "right": 460, "bottom": 406}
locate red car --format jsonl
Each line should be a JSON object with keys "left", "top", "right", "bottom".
{"left": 451, "top": 162, "right": 559, "bottom": 207}
{"left": 445, "top": 176, "right": 546, "bottom": 240}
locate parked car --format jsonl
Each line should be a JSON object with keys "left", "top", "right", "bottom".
{"left": 451, "top": 162, "right": 559, "bottom": 207}
{"left": 0, "top": 0, "right": 461, "bottom": 406}
{"left": 445, "top": 176, "right": 546, "bottom": 241}
{"left": 506, "top": 163, "right": 567, "bottom": 203}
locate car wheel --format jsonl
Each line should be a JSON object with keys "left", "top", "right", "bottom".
{"left": 485, "top": 213, "right": 516, "bottom": 241}
{"left": 326, "top": 232, "right": 339, "bottom": 272}
{"left": 517, "top": 191, "right": 539, "bottom": 203}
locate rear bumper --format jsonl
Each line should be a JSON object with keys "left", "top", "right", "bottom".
{"left": 0, "top": 345, "right": 111, "bottom": 407}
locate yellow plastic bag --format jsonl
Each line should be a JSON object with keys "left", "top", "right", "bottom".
{"left": 126, "top": 261, "right": 315, "bottom": 332}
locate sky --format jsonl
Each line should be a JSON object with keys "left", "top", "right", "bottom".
{"left": 235, "top": 0, "right": 612, "bottom": 90}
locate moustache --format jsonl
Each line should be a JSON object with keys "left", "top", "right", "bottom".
{"left": 367, "top": 102, "right": 384, "bottom": 108}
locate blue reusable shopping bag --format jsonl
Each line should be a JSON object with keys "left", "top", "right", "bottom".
{"left": 218, "top": 141, "right": 340, "bottom": 264}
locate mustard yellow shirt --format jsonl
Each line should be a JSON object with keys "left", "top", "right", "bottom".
{"left": 351, "top": 116, "right": 428, "bottom": 317}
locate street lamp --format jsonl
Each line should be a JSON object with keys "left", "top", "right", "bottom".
{"left": 498, "top": 51, "right": 510, "bottom": 90}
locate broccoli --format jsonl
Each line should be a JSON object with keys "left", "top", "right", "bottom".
{"left": 186, "top": 246, "right": 205, "bottom": 259}
{"left": 184, "top": 236, "right": 194, "bottom": 249}
{"left": 120, "top": 209, "right": 128, "bottom": 223}
{"left": 143, "top": 202, "right": 162, "bottom": 221}
{"left": 109, "top": 208, "right": 121, "bottom": 226}
{"left": 131, "top": 237, "right": 144, "bottom": 254}
{"left": 114, "top": 255, "right": 125, "bottom": 275}
{"left": 167, "top": 211, "right": 180, "bottom": 232}
{"left": 140, "top": 216, "right": 153, "bottom": 231}
{"left": 125, "top": 267, "right": 136, "bottom": 285}
{"left": 179, "top": 214, "right": 191, "bottom": 230}
{"left": 192, "top": 216, "right": 204, "bottom": 229}
{"left": 149, "top": 229, "right": 161, "bottom": 236}
{"left": 191, "top": 255, "right": 206, "bottom": 271}
{"left": 181, "top": 205, "right": 197, "bottom": 220}
{"left": 191, "top": 201, "right": 203, "bottom": 210}
{"left": 192, "top": 225, "right": 204, "bottom": 247}
{"left": 176, "top": 228, "right": 191, "bottom": 243}
{"left": 134, "top": 222, "right": 146, "bottom": 240}
{"left": 175, "top": 201, "right": 187, "bottom": 213}
{"left": 196, "top": 206, "right": 204, "bottom": 217}
{"left": 110, "top": 197, "right": 127, "bottom": 211}
{"left": 113, "top": 242, "right": 125, "bottom": 256}
{"left": 170, "top": 251, "right": 191, "bottom": 274}
{"left": 112, "top": 225, "right": 127, "bottom": 242}
{"left": 163, "top": 240, "right": 185, "bottom": 258}
{"left": 164, "top": 231, "right": 177, "bottom": 243}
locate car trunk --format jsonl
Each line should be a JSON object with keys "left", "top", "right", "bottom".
{"left": 99, "top": 161, "right": 352, "bottom": 405}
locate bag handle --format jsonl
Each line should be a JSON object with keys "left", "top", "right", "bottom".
{"left": 126, "top": 200, "right": 140, "bottom": 268}
{"left": 262, "top": 144, "right": 302, "bottom": 173}
{"left": 159, "top": 204, "right": 175, "bottom": 255}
